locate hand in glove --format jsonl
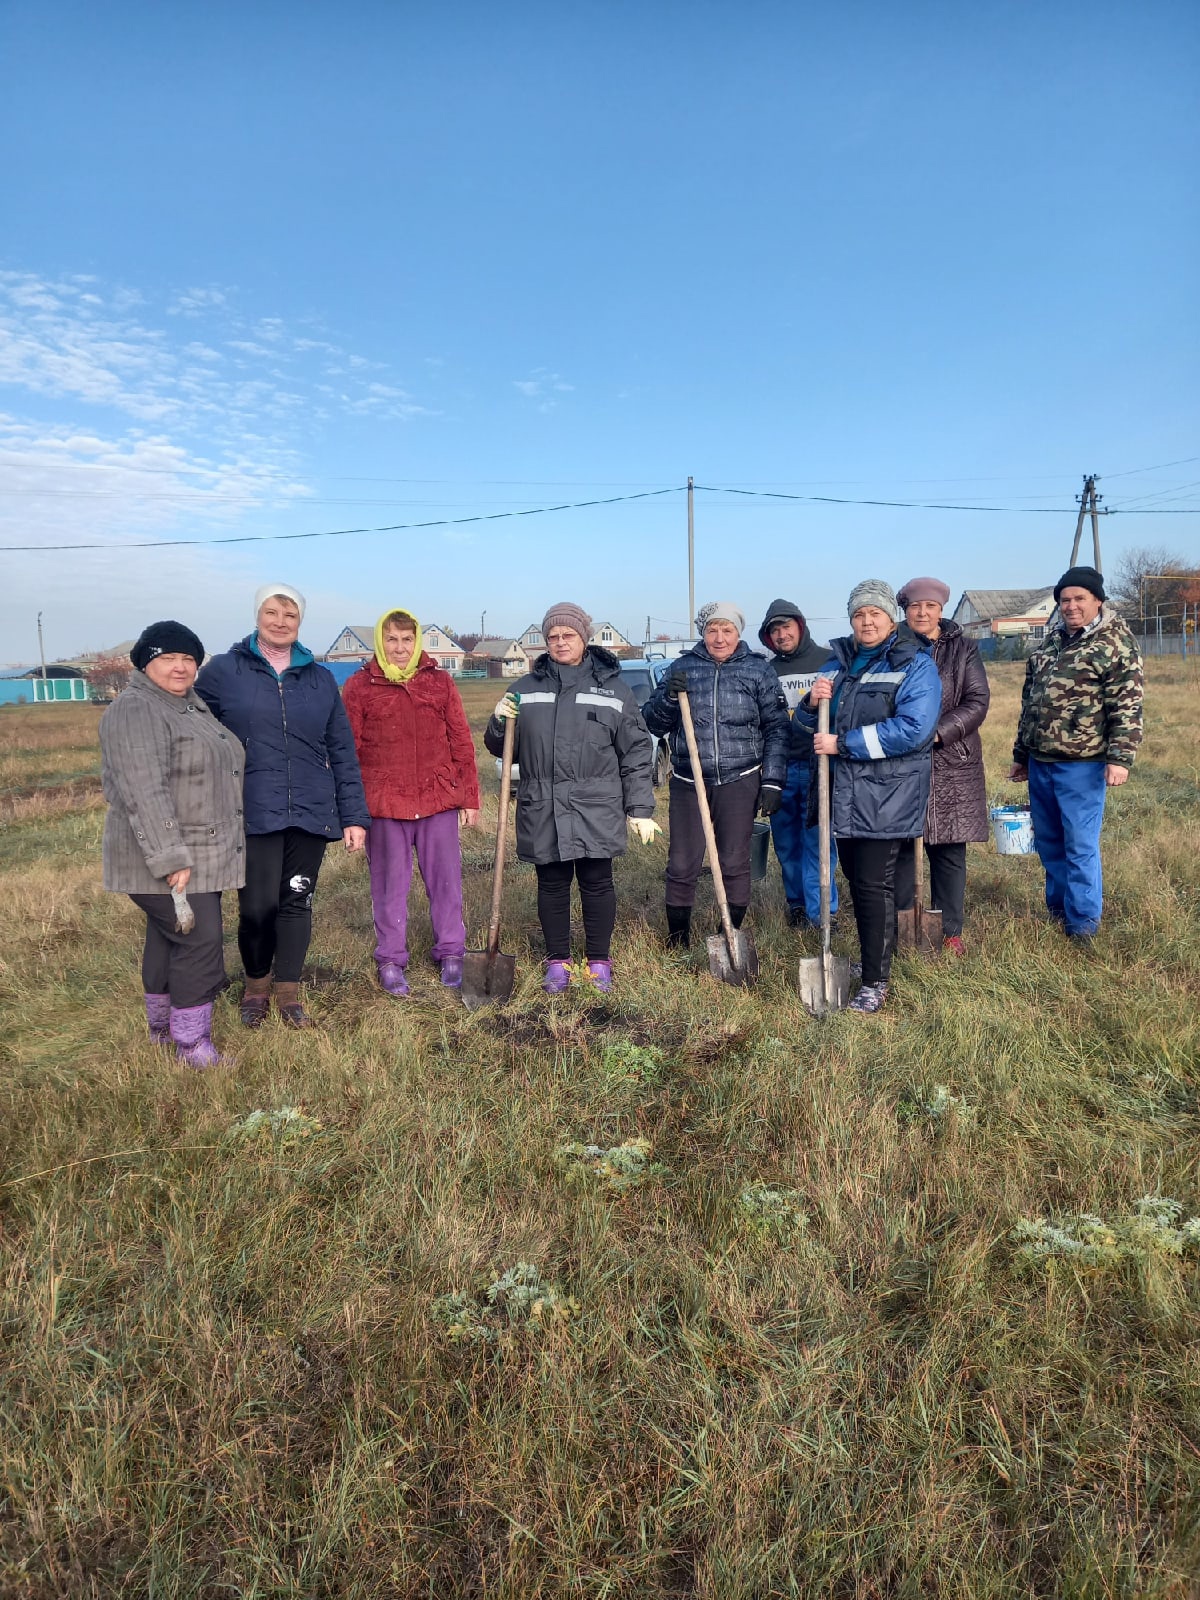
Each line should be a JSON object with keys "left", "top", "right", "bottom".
{"left": 627, "top": 816, "right": 663, "bottom": 846}
{"left": 757, "top": 783, "right": 783, "bottom": 818}
{"left": 665, "top": 666, "right": 689, "bottom": 700}
{"left": 493, "top": 692, "right": 520, "bottom": 720}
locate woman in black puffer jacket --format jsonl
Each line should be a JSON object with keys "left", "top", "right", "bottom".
{"left": 642, "top": 601, "right": 790, "bottom": 949}
{"left": 892, "top": 577, "right": 990, "bottom": 956}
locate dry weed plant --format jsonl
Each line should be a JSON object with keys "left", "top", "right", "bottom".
{"left": 1, "top": 668, "right": 1198, "bottom": 1596}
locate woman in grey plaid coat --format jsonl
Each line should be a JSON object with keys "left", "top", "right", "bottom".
{"left": 99, "top": 621, "right": 245, "bottom": 1069}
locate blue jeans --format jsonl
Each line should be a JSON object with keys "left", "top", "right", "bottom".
{"left": 770, "top": 760, "right": 839, "bottom": 921}
{"left": 1027, "top": 758, "right": 1107, "bottom": 935}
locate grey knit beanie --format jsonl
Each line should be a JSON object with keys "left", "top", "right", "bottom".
{"left": 847, "top": 579, "right": 898, "bottom": 623}
{"left": 696, "top": 600, "right": 746, "bottom": 635}
{"left": 542, "top": 601, "right": 593, "bottom": 643}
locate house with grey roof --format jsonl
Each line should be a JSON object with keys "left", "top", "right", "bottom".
{"left": 952, "top": 589, "right": 1056, "bottom": 642}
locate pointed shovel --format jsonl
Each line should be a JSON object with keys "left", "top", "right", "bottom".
{"left": 677, "top": 688, "right": 758, "bottom": 986}
{"left": 895, "top": 836, "right": 942, "bottom": 956}
{"left": 799, "top": 698, "right": 852, "bottom": 1014}
{"left": 461, "top": 715, "right": 517, "bottom": 1009}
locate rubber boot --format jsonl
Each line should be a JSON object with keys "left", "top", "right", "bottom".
{"left": 666, "top": 905, "right": 692, "bottom": 950}
{"left": 728, "top": 904, "right": 748, "bottom": 929}
{"left": 274, "top": 980, "right": 315, "bottom": 1028}
{"left": 144, "top": 992, "right": 171, "bottom": 1044}
{"left": 543, "top": 960, "right": 573, "bottom": 994}
{"left": 377, "top": 961, "right": 410, "bottom": 997}
{"left": 240, "top": 973, "right": 272, "bottom": 1029}
{"left": 440, "top": 956, "right": 463, "bottom": 988}
{"left": 585, "top": 959, "right": 613, "bottom": 994}
{"left": 169, "top": 1002, "right": 225, "bottom": 1070}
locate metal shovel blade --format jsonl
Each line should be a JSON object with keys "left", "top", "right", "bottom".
{"left": 798, "top": 951, "right": 854, "bottom": 1016}
{"left": 706, "top": 929, "right": 759, "bottom": 987}
{"left": 459, "top": 949, "right": 516, "bottom": 1011}
{"left": 895, "top": 905, "right": 943, "bottom": 955}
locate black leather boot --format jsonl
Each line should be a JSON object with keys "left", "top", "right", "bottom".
{"left": 666, "top": 905, "right": 692, "bottom": 949}
{"left": 728, "top": 904, "right": 748, "bottom": 929}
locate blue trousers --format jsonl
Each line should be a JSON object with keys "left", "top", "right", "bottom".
{"left": 770, "top": 760, "right": 839, "bottom": 920}
{"left": 1027, "top": 758, "right": 1108, "bottom": 935}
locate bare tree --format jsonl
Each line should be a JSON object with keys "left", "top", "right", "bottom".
{"left": 1108, "top": 546, "right": 1200, "bottom": 630}
{"left": 85, "top": 655, "right": 133, "bottom": 702}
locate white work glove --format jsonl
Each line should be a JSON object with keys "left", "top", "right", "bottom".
{"left": 627, "top": 817, "right": 662, "bottom": 846}
{"left": 493, "top": 692, "right": 520, "bottom": 720}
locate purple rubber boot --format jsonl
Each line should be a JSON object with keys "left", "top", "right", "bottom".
{"left": 543, "top": 960, "right": 573, "bottom": 995}
{"left": 440, "top": 955, "right": 463, "bottom": 988}
{"left": 169, "top": 1002, "right": 225, "bottom": 1070}
{"left": 378, "top": 961, "right": 410, "bottom": 997}
{"left": 144, "top": 992, "right": 171, "bottom": 1044}
{"left": 585, "top": 960, "right": 613, "bottom": 994}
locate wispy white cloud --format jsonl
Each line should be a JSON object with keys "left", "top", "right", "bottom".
{"left": 513, "top": 367, "right": 576, "bottom": 410}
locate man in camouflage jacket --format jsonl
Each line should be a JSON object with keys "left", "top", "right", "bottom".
{"left": 1008, "top": 565, "right": 1143, "bottom": 939}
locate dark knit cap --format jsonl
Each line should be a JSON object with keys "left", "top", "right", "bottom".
{"left": 130, "top": 620, "right": 206, "bottom": 672}
{"left": 1054, "top": 566, "right": 1106, "bottom": 603}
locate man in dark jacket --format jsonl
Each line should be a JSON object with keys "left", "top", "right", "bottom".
{"left": 643, "top": 601, "right": 789, "bottom": 948}
{"left": 758, "top": 599, "right": 839, "bottom": 927}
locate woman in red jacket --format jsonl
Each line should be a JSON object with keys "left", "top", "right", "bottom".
{"left": 343, "top": 608, "right": 480, "bottom": 996}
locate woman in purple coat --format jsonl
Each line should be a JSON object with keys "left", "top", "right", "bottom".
{"left": 892, "top": 577, "right": 991, "bottom": 955}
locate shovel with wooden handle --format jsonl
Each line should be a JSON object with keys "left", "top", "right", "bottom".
{"left": 895, "top": 835, "right": 942, "bottom": 956}
{"left": 798, "top": 697, "right": 852, "bottom": 1014}
{"left": 461, "top": 714, "right": 518, "bottom": 1009}
{"left": 676, "top": 688, "right": 759, "bottom": 986}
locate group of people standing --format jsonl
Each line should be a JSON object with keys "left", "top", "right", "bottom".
{"left": 98, "top": 562, "right": 1143, "bottom": 1064}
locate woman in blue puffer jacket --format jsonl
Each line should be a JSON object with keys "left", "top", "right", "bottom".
{"left": 794, "top": 580, "right": 941, "bottom": 1014}
{"left": 196, "top": 583, "right": 370, "bottom": 1029}
{"left": 643, "top": 601, "right": 790, "bottom": 949}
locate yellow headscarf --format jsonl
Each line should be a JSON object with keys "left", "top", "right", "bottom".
{"left": 374, "top": 607, "right": 424, "bottom": 685}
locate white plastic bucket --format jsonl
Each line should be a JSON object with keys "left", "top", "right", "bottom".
{"left": 990, "top": 805, "right": 1035, "bottom": 856}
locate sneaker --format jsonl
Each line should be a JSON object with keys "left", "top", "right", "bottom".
{"left": 943, "top": 935, "right": 965, "bottom": 957}
{"left": 543, "top": 960, "right": 573, "bottom": 995}
{"left": 847, "top": 982, "right": 889, "bottom": 1014}
{"left": 585, "top": 959, "right": 613, "bottom": 993}
{"left": 439, "top": 956, "right": 463, "bottom": 988}
{"left": 377, "top": 962, "right": 410, "bottom": 998}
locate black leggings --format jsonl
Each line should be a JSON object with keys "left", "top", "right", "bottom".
{"left": 239, "top": 829, "right": 329, "bottom": 982}
{"left": 836, "top": 837, "right": 902, "bottom": 986}
{"left": 894, "top": 840, "right": 968, "bottom": 938}
{"left": 535, "top": 859, "right": 616, "bottom": 960}
{"left": 130, "top": 891, "right": 227, "bottom": 1007}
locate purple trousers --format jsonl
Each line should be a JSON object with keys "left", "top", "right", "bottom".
{"left": 365, "top": 811, "right": 466, "bottom": 968}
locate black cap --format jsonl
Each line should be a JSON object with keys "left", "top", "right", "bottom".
{"left": 130, "top": 620, "right": 206, "bottom": 672}
{"left": 1054, "top": 566, "right": 1105, "bottom": 603}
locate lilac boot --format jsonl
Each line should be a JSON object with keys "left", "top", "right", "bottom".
{"left": 144, "top": 992, "right": 171, "bottom": 1044}
{"left": 169, "top": 1003, "right": 226, "bottom": 1070}
{"left": 585, "top": 960, "right": 613, "bottom": 994}
{"left": 543, "top": 960, "right": 573, "bottom": 995}
{"left": 378, "top": 961, "right": 410, "bottom": 997}
{"left": 439, "top": 956, "right": 463, "bottom": 988}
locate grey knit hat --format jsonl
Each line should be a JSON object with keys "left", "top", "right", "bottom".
{"left": 696, "top": 600, "right": 745, "bottom": 635}
{"left": 542, "top": 601, "right": 593, "bottom": 643}
{"left": 847, "top": 580, "right": 898, "bottom": 623}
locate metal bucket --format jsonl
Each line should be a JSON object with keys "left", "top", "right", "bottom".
{"left": 750, "top": 818, "right": 771, "bottom": 881}
{"left": 990, "top": 805, "right": 1035, "bottom": 855}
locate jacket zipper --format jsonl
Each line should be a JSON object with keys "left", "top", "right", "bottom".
{"left": 711, "top": 663, "right": 721, "bottom": 782}
{"left": 278, "top": 674, "right": 293, "bottom": 818}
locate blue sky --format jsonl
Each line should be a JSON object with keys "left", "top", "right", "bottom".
{"left": 2, "top": 0, "right": 1197, "bottom": 662}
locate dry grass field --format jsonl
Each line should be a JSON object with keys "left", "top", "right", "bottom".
{"left": 1, "top": 662, "right": 1198, "bottom": 1597}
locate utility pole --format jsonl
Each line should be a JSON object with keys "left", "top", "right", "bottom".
{"left": 1068, "top": 474, "right": 1103, "bottom": 573}
{"left": 37, "top": 611, "right": 47, "bottom": 687}
{"left": 686, "top": 475, "right": 695, "bottom": 638}
{"left": 481, "top": 610, "right": 486, "bottom": 640}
